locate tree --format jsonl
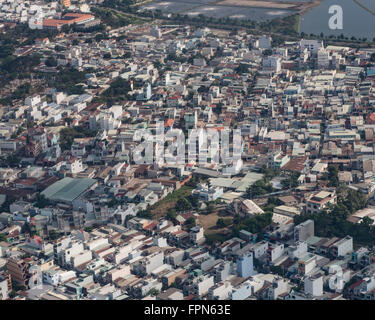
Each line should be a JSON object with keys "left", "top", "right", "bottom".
{"left": 216, "top": 218, "right": 231, "bottom": 228}
{"left": 147, "top": 288, "right": 159, "bottom": 297}
{"left": 343, "top": 189, "right": 367, "bottom": 214}
{"left": 232, "top": 212, "right": 272, "bottom": 236}
{"left": 216, "top": 218, "right": 226, "bottom": 228}
{"left": 45, "top": 56, "right": 57, "bottom": 67}
{"left": 235, "top": 63, "right": 248, "bottom": 74}
{"left": 327, "top": 165, "right": 339, "bottom": 187}
{"left": 176, "top": 198, "right": 192, "bottom": 212}
{"left": 0, "top": 234, "right": 7, "bottom": 242}
{"left": 84, "top": 227, "right": 94, "bottom": 232}
{"left": 281, "top": 172, "right": 299, "bottom": 189}
{"left": 137, "top": 210, "right": 152, "bottom": 219}
{"left": 361, "top": 216, "right": 373, "bottom": 226}
{"left": 3, "top": 154, "right": 20, "bottom": 167}
{"left": 48, "top": 230, "right": 61, "bottom": 241}
{"left": 59, "top": 126, "right": 97, "bottom": 151}
{"left": 246, "top": 179, "right": 273, "bottom": 198}
{"left": 213, "top": 102, "right": 223, "bottom": 115}
{"left": 186, "top": 195, "right": 199, "bottom": 208}
{"left": 166, "top": 209, "right": 177, "bottom": 221}
{"left": 185, "top": 217, "right": 196, "bottom": 229}
{"left": 34, "top": 193, "right": 51, "bottom": 208}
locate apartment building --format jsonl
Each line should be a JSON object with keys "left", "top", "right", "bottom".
{"left": 306, "top": 191, "right": 337, "bottom": 214}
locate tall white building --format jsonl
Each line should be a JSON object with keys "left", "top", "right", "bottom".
{"left": 304, "top": 274, "right": 323, "bottom": 297}
{"left": 318, "top": 48, "right": 330, "bottom": 68}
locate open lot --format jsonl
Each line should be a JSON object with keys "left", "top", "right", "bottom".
{"left": 198, "top": 210, "right": 233, "bottom": 234}
{"left": 150, "top": 185, "right": 194, "bottom": 217}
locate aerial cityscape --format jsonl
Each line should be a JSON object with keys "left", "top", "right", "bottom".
{"left": 0, "top": 0, "right": 375, "bottom": 303}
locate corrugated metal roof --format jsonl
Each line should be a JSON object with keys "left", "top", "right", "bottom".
{"left": 41, "top": 177, "right": 97, "bottom": 203}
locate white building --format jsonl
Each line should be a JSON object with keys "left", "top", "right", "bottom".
{"left": 190, "top": 226, "right": 205, "bottom": 244}
{"left": 300, "top": 39, "right": 323, "bottom": 54}
{"left": 262, "top": 56, "right": 281, "bottom": 72}
{"left": 331, "top": 236, "right": 353, "bottom": 258}
{"left": 193, "top": 276, "right": 214, "bottom": 297}
{"left": 256, "top": 36, "right": 272, "bottom": 49}
{"left": 304, "top": 274, "right": 323, "bottom": 297}
{"left": 208, "top": 282, "right": 233, "bottom": 300}
{"left": 192, "top": 183, "right": 223, "bottom": 201}
{"left": 318, "top": 48, "right": 330, "bottom": 68}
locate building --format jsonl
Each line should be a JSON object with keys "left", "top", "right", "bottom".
{"left": 184, "top": 111, "right": 197, "bottom": 130}
{"left": 6, "top": 258, "right": 29, "bottom": 287}
{"left": 41, "top": 177, "right": 98, "bottom": 204}
{"left": 288, "top": 241, "right": 308, "bottom": 260}
{"left": 300, "top": 39, "right": 323, "bottom": 54}
{"left": 237, "top": 251, "right": 255, "bottom": 278}
{"left": 273, "top": 205, "right": 300, "bottom": 218}
{"left": 256, "top": 36, "right": 272, "bottom": 49}
{"left": 192, "top": 183, "right": 223, "bottom": 201}
{"left": 268, "top": 152, "right": 290, "bottom": 171}
{"left": 318, "top": 48, "right": 330, "bottom": 68}
{"left": 298, "top": 254, "right": 317, "bottom": 276}
{"left": 262, "top": 56, "right": 281, "bottom": 72}
{"left": 294, "top": 220, "right": 314, "bottom": 242}
{"left": 267, "top": 243, "right": 285, "bottom": 264}
{"left": 190, "top": 226, "right": 205, "bottom": 244}
{"left": 306, "top": 191, "right": 337, "bottom": 214}
{"left": 43, "top": 13, "right": 96, "bottom": 31}
{"left": 0, "top": 273, "right": 11, "bottom": 300}
{"left": 330, "top": 236, "right": 353, "bottom": 258}
{"left": 137, "top": 250, "right": 164, "bottom": 276}
{"left": 208, "top": 282, "right": 233, "bottom": 300}
{"left": 157, "top": 288, "right": 184, "bottom": 300}
{"left": 192, "top": 276, "right": 214, "bottom": 297}
{"left": 304, "top": 274, "right": 323, "bottom": 297}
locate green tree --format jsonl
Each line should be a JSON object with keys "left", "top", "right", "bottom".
{"left": 327, "top": 165, "right": 339, "bottom": 187}
{"left": 216, "top": 218, "right": 231, "bottom": 228}
{"left": 176, "top": 198, "right": 192, "bottom": 212}
{"left": 45, "top": 56, "right": 57, "bottom": 67}
{"left": 166, "top": 209, "right": 177, "bottom": 221}
{"left": 185, "top": 217, "right": 196, "bottom": 229}
{"left": 147, "top": 288, "right": 159, "bottom": 296}
{"left": 361, "top": 216, "right": 373, "bottom": 226}
{"left": 137, "top": 210, "right": 152, "bottom": 219}
{"left": 48, "top": 230, "right": 61, "bottom": 241}
{"left": 0, "top": 234, "right": 7, "bottom": 242}
{"left": 34, "top": 193, "right": 51, "bottom": 208}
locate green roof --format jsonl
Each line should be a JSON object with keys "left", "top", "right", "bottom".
{"left": 41, "top": 177, "right": 97, "bottom": 203}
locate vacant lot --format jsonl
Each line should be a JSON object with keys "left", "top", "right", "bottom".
{"left": 198, "top": 211, "right": 233, "bottom": 235}
{"left": 150, "top": 185, "right": 194, "bottom": 217}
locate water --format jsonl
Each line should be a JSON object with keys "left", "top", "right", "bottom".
{"left": 140, "top": 0, "right": 293, "bottom": 22}
{"left": 300, "top": 0, "right": 375, "bottom": 39}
